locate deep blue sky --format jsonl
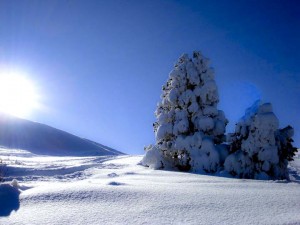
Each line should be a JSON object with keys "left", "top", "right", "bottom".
{"left": 0, "top": 0, "right": 299, "bottom": 154}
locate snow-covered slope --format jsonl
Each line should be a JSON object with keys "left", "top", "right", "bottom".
{"left": 0, "top": 149, "right": 299, "bottom": 225}
{"left": 0, "top": 114, "right": 123, "bottom": 156}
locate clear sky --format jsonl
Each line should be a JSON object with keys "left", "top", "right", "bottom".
{"left": 0, "top": 0, "right": 299, "bottom": 154}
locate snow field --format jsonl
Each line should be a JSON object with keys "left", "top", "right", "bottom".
{"left": 1, "top": 152, "right": 300, "bottom": 225}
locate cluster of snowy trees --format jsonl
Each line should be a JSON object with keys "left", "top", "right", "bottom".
{"left": 142, "top": 51, "right": 297, "bottom": 180}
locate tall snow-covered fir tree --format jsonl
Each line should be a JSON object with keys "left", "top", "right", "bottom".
{"left": 225, "top": 101, "right": 297, "bottom": 179}
{"left": 142, "top": 52, "right": 228, "bottom": 172}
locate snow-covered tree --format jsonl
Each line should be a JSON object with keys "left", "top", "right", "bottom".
{"left": 142, "top": 52, "right": 228, "bottom": 172}
{"left": 225, "top": 101, "right": 297, "bottom": 179}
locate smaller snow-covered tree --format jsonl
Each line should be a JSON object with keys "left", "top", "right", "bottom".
{"left": 275, "top": 125, "right": 298, "bottom": 174}
{"left": 225, "top": 101, "right": 297, "bottom": 179}
{"left": 142, "top": 52, "right": 228, "bottom": 172}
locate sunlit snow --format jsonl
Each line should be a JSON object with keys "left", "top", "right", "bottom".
{"left": 0, "top": 148, "right": 299, "bottom": 225}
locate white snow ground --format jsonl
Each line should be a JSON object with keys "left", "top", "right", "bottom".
{"left": 0, "top": 148, "right": 300, "bottom": 225}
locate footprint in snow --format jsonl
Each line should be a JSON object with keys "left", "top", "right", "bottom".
{"left": 107, "top": 181, "right": 125, "bottom": 186}
{"left": 107, "top": 173, "right": 119, "bottom": 178}
{"left": 124, "top": 172, "right": 136, "bottom": 175}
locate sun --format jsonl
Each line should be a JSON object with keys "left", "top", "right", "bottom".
{"left": 0, "top": 69, "right": 40, "bottom": 118}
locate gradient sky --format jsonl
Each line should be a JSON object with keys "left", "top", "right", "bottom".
{"left": 0, "top": 0, "right": 299, "bottom": 154}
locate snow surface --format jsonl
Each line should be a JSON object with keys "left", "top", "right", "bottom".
{"left": 1, "top": 148, "right": 300, "bottom": 225}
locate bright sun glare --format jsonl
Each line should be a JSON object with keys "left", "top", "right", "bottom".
{"left": 0, "top": 69, "right": 39, "bottom": 118}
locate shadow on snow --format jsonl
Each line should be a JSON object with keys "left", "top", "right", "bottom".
{"left": 0, "top": 184, "right": 20, "bottom": 217}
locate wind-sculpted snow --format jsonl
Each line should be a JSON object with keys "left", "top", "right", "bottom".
{"left": 0, "top": 149, "right": 300, "bottom": 224}
{"left": 0, "top": 148, "right": 117, "bottom": 182}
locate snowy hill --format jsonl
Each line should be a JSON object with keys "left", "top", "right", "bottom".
{"left": 0, "top": 114, "right": 123, "bottom": 156}
{"left": 0, "top": 149, "right": 299, "bottom": 224}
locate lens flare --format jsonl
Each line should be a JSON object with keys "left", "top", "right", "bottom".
{"left": 0, "top": 69, "right": 40, "bottom": 118}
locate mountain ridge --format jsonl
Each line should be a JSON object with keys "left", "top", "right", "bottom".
{"left": 0, "top": 113, "right": 124, "bottom": 156}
